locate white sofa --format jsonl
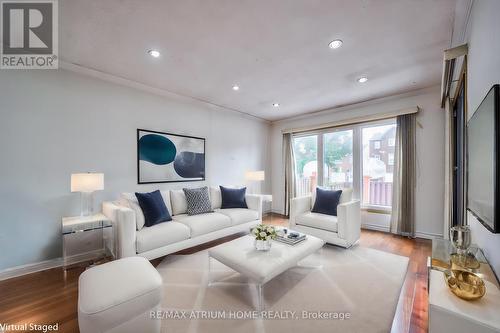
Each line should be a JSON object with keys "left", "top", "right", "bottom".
{"left": 103, "top": 187, "right": 262, "bottom": 260}
{"left": 290, "top": 188, "right": 361, "bottom": 248}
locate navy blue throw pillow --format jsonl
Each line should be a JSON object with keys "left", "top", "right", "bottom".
{"left": 311, "top": 188, "right": 343, "bottom": 216}
{"left": 135, "top": 190, "right": 172, "bottom": 227}
{"left": 220, "top": 186, "right": 248, "bottom": 209}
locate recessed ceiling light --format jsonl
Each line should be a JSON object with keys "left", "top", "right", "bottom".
{"left": 232, "top": 85, "right": 240, "bottom": 91}
{"left": 148, "top": 49, "right": 161, "bottom": 58}
{"left": 272, "top": 103, "right": 280, "bottom": 108}
{"left": 357, "top": 77, "right": 368, "bottom": 83}
{"left": 328, "top": 39, "right": 343, "bottom": 49}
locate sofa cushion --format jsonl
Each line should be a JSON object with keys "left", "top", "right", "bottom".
{"left": 121, "top": 191, "right": 172, "bottom": 230}
{"left": 220, "top": 186, "right": 248, "bottom": 209}
{"left": 172, "top": 212, "right": 231, "bottom": 237}
{"left": 183, "top": 187, "right": 213, "bottom": 215}
{"left": 296, "top": 212, "right": 338, "bottom": 233}
{"left": 216, "top": 208, "right": 259, "bottom": 225}
{"left": 136, "top": 221, "right": 191, "bottom": 253}
{"left": 170, "top": 189, "right": 188, "bottom": 215}
{"left": 135, "top": 190, "right": 172, "bottom": 227}
{"left": 209, "top": 186, "right": 222, "bottom": 210}
{"left": 311, "top": 188, "right": 342, "bottom": 216}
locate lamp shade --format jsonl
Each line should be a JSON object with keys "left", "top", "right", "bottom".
{"left": 245, "top": 170, "right": 265, "bottom": 181}
{"left": 71, "top": 173, "right": 104, "bottom": 192}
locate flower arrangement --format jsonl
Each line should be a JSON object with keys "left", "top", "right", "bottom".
{"left": 252, "top": 224, "right": 277, "bottom": 241}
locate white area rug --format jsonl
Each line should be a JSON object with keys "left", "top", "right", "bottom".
{"left": 155, "top": 243, "right": 409, "bottom": 333}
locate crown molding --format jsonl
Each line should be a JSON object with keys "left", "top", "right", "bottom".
{"left": 272, "top": 84, "right": 439, "bottom": 125}
{"left": 59, "top": 60, "right": 270, "bottom": 124}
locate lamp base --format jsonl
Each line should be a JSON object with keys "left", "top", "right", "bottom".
{"left": 80, "top": 192, "right": 94, "bottom": 216}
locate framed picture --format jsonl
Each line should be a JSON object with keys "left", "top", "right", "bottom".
{"left": 137, "top": 129, "right": 206, "bottom": 184}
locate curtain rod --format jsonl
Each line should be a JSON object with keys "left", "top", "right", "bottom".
{"left": 281, "top": 106, "right": 420, "bottom": 134}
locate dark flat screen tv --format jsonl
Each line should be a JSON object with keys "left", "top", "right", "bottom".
{"left": 467, "top": 84, "right": 500, "bottom": 233}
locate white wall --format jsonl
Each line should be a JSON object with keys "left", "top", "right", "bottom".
{"left": 270, "top": 86, "right": 445, "bottom": 238}
{"left": 459, "top": 0, "right": 500, "bottom": 277}
{"left": 0, "top": 69, "right": 271, "bottom": 270}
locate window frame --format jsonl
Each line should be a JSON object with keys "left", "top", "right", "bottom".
{"left": 291, "top": 118, "right": 396, "bottom": 212}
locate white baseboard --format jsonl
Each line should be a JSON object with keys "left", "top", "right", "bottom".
{"left": 0, "top": 249, "right": 105, "bottom": 281}
{"left": 361, "top": 223, "right": 390, "bottom": 232}
{"left": 362, "top": 224, "right": 444, "bottom": 240}
{"left": 0, "top": 257, "right": 63, "bottom": 281}
{"left": 414, "top": 231, "right": 443, "bottom": 240}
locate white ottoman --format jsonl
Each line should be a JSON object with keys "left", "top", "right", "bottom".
{"left": 78, "top": 257, "right": 162, "bottom": 333}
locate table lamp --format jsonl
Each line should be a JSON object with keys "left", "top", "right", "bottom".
{"left": 71, "top": 173, "right": 104, "bottom": 216}
{"left": 245, "top": 170, "right": 265, "bottom": 194}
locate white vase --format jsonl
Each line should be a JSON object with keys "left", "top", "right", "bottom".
{"left": 254, "top": 239, "right": 272, "bottom": 251}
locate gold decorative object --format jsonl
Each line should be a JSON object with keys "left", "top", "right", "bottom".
{"left": 432, "top": 258, "right": 451, "bottom": 271}
{"left": 450, "top": 253, "right": 481, "bottom": 270}
{"left": 444, "top": 270, "right": 486, "bottom": 301}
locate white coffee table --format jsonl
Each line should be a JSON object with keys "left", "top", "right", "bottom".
{"left": 208, "top": 234, "right": 325, "bottom": 310}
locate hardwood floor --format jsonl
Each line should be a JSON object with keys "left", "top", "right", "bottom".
{"left": 0, "top": 214, "right": 431, "bottom": 333}
{"left": 265, "top": 214, "right": 431, "bottom": 333}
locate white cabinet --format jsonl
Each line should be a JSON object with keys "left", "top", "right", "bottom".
{"left": 429, "top": 269, "right": 500, "bottom": 333}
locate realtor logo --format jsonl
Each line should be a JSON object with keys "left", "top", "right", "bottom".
{"left": 1, "top": 0, "right": 58, "bottom": 69}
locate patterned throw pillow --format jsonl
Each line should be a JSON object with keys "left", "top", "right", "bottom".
{"left": 183, "top": 187, "right": 213, "bottom": 216}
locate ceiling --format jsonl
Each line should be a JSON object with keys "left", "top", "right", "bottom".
{"left": 60, "top": 0, "right": 456, "bottom": 121}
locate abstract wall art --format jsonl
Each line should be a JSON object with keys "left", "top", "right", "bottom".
{"left": 137, "top": 129, "right": 206, "bottom": 184}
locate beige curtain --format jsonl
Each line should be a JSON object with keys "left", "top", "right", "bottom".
{"left": 283, "top": 133, "right": 296, "bottom": 216}
{"left": 390, "top": 114, "right": 416, "bottom": 236}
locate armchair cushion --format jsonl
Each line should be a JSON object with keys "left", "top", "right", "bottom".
{"left": 312, "top": 187, "right": 353, "bottom": 207}
{"left": 311, "top": 188, "right": 342, "bottom": 216}
{"left": 296, "top": 212, "right": 338, "bottom": 233}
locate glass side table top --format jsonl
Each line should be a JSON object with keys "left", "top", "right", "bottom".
{"left": 431, "top": 238, "right": 499, "bottom": 288}
{"left": 62, "top": 214, "right": 111, "bottom": 235}
{"left": 431, "top": 238, "right": 487, "bottom": 269}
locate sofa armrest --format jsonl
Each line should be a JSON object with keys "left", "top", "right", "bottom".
{"left": 102, "top": 201, "right": 137, "bottom": 259}
{"left": 336, "top": 200, "right": 361, "bottom": 247}
{"left": 245, "top": 194, "right": 263, "bottom": 220}
{"left": 290, "top": 196, "right": 311, "bottom": 228}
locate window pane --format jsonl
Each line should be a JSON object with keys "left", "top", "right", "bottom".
{"left": 362, "top": 123, "right": 396, "bottom": 207}
{"left": 293, "top": 135, "right": 318, "bottom": 197}
{"left": 323, "top": 130, "right": 353, "bottom": 190}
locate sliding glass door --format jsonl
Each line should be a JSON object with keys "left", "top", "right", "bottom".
{"left": 361, "top": 123, "right": 397, "bottom": 208}
{"left": 292, "top": 119, "right": 396, "bottom": 211}
{"left": 323, "top": 130, "right": 353, "bottom": 190}
{"left": 293, "top": 135, "right": 318, "bottom": 197}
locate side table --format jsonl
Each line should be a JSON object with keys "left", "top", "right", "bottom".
{"left": 62, "top": 213, "right": 114, "bottom": 270}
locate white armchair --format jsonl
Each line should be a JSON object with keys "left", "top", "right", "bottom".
{"left": 290, "top": 188, "right": 361, "bottom": 248}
